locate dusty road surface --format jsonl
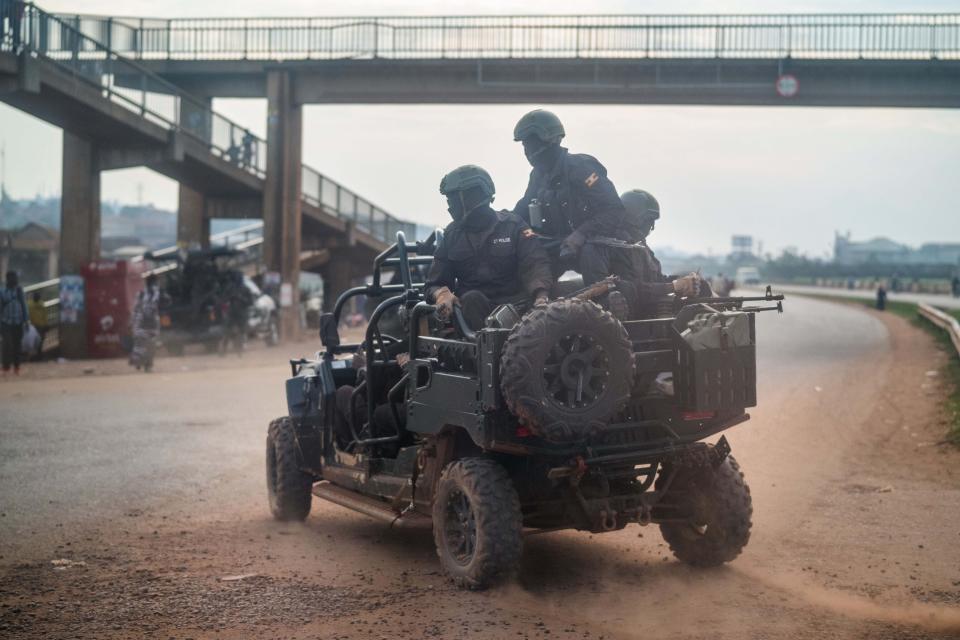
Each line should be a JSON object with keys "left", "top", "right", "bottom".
{"left": 1, "top": 297, "right": 959, "bottom": 639}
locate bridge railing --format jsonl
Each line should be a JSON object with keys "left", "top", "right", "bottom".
{"left": 45, "top": 13, "right": 960, "bottom": 61}
{"left": 301, "top": 165, "right": 417, "bottom": 240}
{"left": 1, "top": 1, "right": 415, "bottom": 243}
{"left": 0, "top": 1, "right": 267, "bottom": 176}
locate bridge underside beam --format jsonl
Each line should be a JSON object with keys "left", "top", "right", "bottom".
{"left": 143, "top": 58, "right": 960, "bottom": 108}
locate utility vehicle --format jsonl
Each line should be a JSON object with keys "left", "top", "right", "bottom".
{"left": 266, "top": 231, "right": 783, "bottom": 589}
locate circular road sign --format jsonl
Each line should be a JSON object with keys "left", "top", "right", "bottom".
{"left": 776, "top": 74, "right": 799, "bottom": 98}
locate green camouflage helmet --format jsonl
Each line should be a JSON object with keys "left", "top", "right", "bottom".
{"left": 439, "top": 165, "right": 496, "bottom": 201}
{"left": 513, "top": 109, "right": 565, "bottom": 144}
{"left": 621, "top": 189, "right": 661, "bottom": 221}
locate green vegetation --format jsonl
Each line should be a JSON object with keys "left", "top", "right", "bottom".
{"left": 802, "top": 293, "right": 960, "bottom": 445}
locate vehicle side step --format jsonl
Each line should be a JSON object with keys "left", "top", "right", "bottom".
{"left": 312, "top": 482, "right": 432, "bottom": 530}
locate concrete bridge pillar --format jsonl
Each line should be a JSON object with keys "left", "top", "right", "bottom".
{"left": 262, "top": 70, "right": 302, "bottom": 340}
{"left": 321, "top": 250, "right": 354, "bottom": 313}
{"left": 59, "top": 131, "right": 101, "bottom": 359}
{"left": 177, "top": 97, "right": 212, "bottom": 249}
{"left": 177, "top": 186, "right": 209, "bottom": 249}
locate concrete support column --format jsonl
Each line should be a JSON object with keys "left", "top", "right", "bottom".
{"left": 177, "top": 97, "right": 212, "bottom": 250}
{"left": 59, "top": 132, "right": 101, "bottom": 359}
{"left": 263, "top": 70, "right": 302, "bottom": 340}
{"left": 46, "top": 250, "right": 58, "bottom": 280}
{"left": 322, "top": 252, "right": 353, "bottom": 313}
{"left": 177, "top": 185, "right": 209, "bottom": 249}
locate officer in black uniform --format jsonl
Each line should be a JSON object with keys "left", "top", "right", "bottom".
{"left": 426, "top": 165, "right": 552, "bottom": 330}
{"left": 620, "top": 189, "right": 702, "bottom": 317}
{"left": 512, "top": 109, "right": 638, "bottom": 285}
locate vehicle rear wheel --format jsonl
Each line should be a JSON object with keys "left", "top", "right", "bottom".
{"left": 266, "top": 417, "right": 313, "bottom": 522}
{"left": 432, "top": 458, "right": 522, "bottom": 590}
{"left": 500, "top": 299, "right": 633, "bottom": 442}
{"left": 658, "top": 453, "right": 752, "bottom": 567}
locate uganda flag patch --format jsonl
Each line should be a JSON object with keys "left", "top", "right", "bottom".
{"left": 584, "top": 172, "right": 599, "bottom": 188}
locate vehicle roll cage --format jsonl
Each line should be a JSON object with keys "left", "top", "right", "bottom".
{"left": 314, "top": 230, "right": 476, "bottom": 448}
{"left": 321, "top": 229, "right": 475, "bottom": 357}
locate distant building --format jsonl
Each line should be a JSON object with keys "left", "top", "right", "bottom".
{"left": 0, "top": 222, "right": 59, "bottom": 283}
{"left": 731, "top": 235, "right": 753, "bottom": 259}
{"left": 834, "top": 232, "right": 960, "bottom": 266}
{"left": 913, "top": 243, "right": 960, "bottom": 266}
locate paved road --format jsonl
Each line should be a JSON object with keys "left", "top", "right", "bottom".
{"left": 0, "top": 298, "right": 879, "bottom": 550}
{"left": 1, "top": 297, "right": 958, "bottom": 639}
{"left": 770, "top": 283, "right": 960, "bottom": 310}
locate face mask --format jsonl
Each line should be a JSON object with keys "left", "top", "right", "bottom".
{"left": 638, "top": 219, "right": 656, "bottom": 241}
{"left": 447, "top": 195, "right": 464, "bottom": 222}
{"left": 522, "top": 137, "right": 559, "bottom": 168}
{"left": 447, "top": 187, "right": 491, "bottom": 224}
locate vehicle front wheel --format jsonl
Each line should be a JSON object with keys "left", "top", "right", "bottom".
{"left": 432, "top": 458, "right": 523, "bottom": 590}
{"left": 658, "top": 453, "right": 752, "bottom": 567}
{"left": 265, "top": 315, "right": 280, "bottom": 347}
{"left": 266, "top": 417, "right": 313, "bottom": 521}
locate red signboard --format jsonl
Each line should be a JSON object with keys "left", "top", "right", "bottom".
{"left": 81, "top": 260, "right": 144, "bottom": 359}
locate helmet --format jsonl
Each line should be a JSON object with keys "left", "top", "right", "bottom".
{"left": 439, "top": 165, "right": 496, "bottom": 202}
{"left": 621, "top": 189, "right": 660, "bottom": 221}
{"left": 513, "top": 109, "right": 565, "bottom": 144}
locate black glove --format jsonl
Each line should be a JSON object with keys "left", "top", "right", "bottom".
{"left": 559, "top": 230, "right": 586, "bottom": 260}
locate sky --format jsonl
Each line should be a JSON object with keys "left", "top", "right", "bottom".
{"left": 2, "top": 0, "right": 959, "bottom": 258}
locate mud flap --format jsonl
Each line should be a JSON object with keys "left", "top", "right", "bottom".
{"left": 712, "top": 435, "right": 731, "bottom": 468}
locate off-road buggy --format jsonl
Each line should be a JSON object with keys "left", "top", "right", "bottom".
{"left": 147, "top": 247, "right": 278, "bottom": 354}
{"left": 266, "top": 231, "right": 783, "bottom": 589}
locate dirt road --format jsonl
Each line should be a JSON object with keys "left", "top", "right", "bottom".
{"left": 1, "top": 298, "right": 959, "bottom": 639}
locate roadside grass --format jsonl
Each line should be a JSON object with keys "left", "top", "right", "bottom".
{"left": 801, "top": 293, "right": 960, "bottom": 446}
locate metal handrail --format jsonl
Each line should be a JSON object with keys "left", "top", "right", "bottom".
{"left": 46, "top": 12, "right": 960, "bottom": 61}
{"left": 0, "top": 1, "right": 415, "bottom": 241}
{"left": 918, "top": 303, "right": 960, "bottom": 357}
{"left": 1, "top": 1, "right": 267, "bottom": 176}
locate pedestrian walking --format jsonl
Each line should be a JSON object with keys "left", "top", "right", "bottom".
{"left": 2, "top": 0, "right": 25, "bottom": 53}
{"left": 876, "top": 284, "right": 887, "bottom": 311}
{"left": 27, "top": 291, "right": 48, "bottom": 358}
{"left": 241, "top": 130, "right": 255, "bottom": 168}
{"left": 0, "top": 270, "right": 29, "bottom": 375}
{"left": 129, "top": 274, "right": 161, "bottom": 372}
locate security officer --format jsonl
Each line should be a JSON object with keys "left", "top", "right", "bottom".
{"left": 512, "top": 109, "right": 638, "bottom": 285}
{"left": 620, "top": 189, "right": 702, "bottom": 316}
{"left": 426, "top": 165, "right": 552, "bottom": 330}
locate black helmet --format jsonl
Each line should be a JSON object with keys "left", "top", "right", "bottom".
{"left": 621, "top": 189, "right": 660, "bottom": 221}
{"left": 513, "top": 109, "right": 565, "bottom": 144}
{"left": 439, "top": 165, "right": 495, "bottom": 202}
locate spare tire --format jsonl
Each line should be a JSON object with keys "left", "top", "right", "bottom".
{"left": 500, "top": 299, "right": 634, "bottom": 442}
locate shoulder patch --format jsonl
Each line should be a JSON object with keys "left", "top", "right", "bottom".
{"left": 584, "top": 172, "right": 599, "bottom": 188}
{"left": 521, "top": 228, "right": 537, "bottom": 238}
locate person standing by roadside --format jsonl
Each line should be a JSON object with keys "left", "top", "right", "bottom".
{"left": 129, "top": 274, "right": 162, "bottom": 372}
{"left": 27, "top": 291, "right": 48, "bottom": 358}
{"left": 0, "top": 270, "right": 28, "bottom": 376}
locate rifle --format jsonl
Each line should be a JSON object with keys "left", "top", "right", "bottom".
{"left": 690, "top": 285, "right": 785, "bottom": 314}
